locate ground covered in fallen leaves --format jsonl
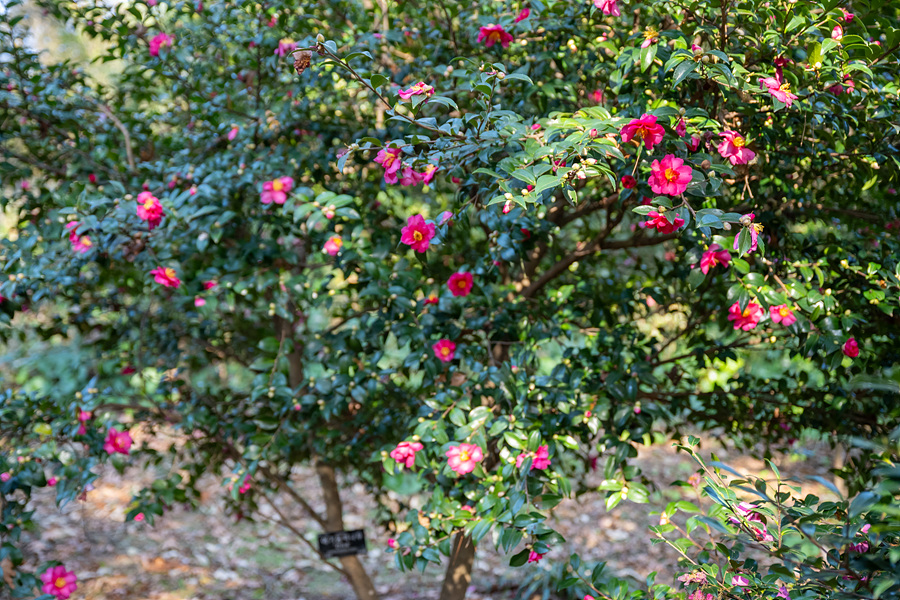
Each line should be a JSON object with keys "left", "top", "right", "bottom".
{"left": 23, "top": 438, "right": 838, "bottom": 600}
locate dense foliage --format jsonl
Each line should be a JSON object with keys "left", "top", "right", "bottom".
{"left": 2, "top": 0, "right": 900, "bottom": 598}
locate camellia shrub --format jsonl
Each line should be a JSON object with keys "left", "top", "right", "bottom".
{"left": 1, "top": 0, "right": 899, "bottom": 598}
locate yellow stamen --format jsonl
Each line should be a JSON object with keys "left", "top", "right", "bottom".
{"left": 733, "top": 137, "right": 746, "bottom": 147}
{"left": 413, "top": 231, "right": 423, "bottom": 241}
{"left": 459, "top": 450, "right": 470, "bottom": 461}
{"left": 272, "top": 180, "right": 284, "bottom": 191}
{"left": 164, "top": 268, "right": 176, "bottom": 278}
{"left": 55, "top": 578, "right": 67, "bottom": 589}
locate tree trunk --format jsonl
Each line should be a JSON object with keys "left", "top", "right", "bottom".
{"left": 439, "top": 533, "right": 476, "bottom": 600}
{"left": 316, "top": 461, "right": 379, "bottom": 600}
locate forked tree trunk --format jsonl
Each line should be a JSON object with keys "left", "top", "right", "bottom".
{"left": 277, "top": 316, "right": 378, "bottom": 600}
{"left": 439, "top": 533, "right": 476, "bottom": 600}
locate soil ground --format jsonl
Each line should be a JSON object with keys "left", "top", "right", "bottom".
{"left": 21, "top": 438, "right": 838, "bottom": 600}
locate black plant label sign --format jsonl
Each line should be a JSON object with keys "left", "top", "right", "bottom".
{"left": 317, "top": 529, "right": 367, "bottom": 558}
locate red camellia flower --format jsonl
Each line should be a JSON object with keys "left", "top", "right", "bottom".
{"left": 514, "top": 7, "right": 530, "bottom": 22}
{"left": 88, "top": 173, "right": 97, "bottom": 184}
{"left": 432, "top": 339, "right": 456, "bottom": 362}
{"left": 424, "top": 292, "right": 439, "bottom": 305}
{"left": 645, "top": 211, "right": 684, "bottom": 234}
{"left": 400, "top": 214, "right": 436, "bottom": 253}
{"left": 203, "top": 280, "right": 218, "bottom": 290}
{"left": 260, "top": 176, "right": 294, "bottom": 204}
{"left": 136, "top": 191, "right": 164, "bottom": 230}
{"left": 727, "top": 301, "right": 764, "bottom": 331}
{"left": 770, "top": 304, "right": 797, "bottom": 326}
{"left": 40, "top": 565, "right": 78, "bottom": 600}
{"left": 593, "top": 0, "right": 620, "bottom": 16}
{"left": 149, "top": 32, "right": 174, "bottom": 57}
{"left": 398, "top": 82, "right": 435, "bottom": 100}
{"left": 103, "top": 427, "right": 133, "bottom": 455}
{"left": 717, "top": 131, "right": 756, "bottom": 165}
{"left": 843, "top": 337, "right": 859, "bottom": 357}
{"left": 760, "top": 73, "right": 799, "bottom": 106}
{"left": 700, "top": 244, "right": 731, "bottom": 274}
{"left": 375, "top": 147, "right": 403, "bottom": 183}
{"left": 621, "top": 175, "right": 637, "bottom": 189}
{"left": 447, "top": 272, "right": 474, "bottom": 297}
{"left": 527, "top": 550, "right": 546, "bottom": 563}
{"left": 274, "top": 38, "right": 297, "bottom": 57}
{"left": 516, "top": 445, "right": 551, "bottom": 470}
{"left": 389, "top": 441, "right": 424, "bottom": 469}
{"left": 150, "top": 266, "right": 181, "bottom": 288}
{"left": 445, "top": 442, "right": 483, "bottom": 474}
{"left": 648, "top": 154, "right": 693, "bottom": 195}
{"left": 66, "top": 222, "right": 93, "bottom": 254}
{"left": 620, "top": 113, "right": 665, "bottom": 150}
{"left": 323, "top": 235, "right": 343, "bottom": 256}
{"left": 477, "top": 24, "right": 514, "bottom": 48}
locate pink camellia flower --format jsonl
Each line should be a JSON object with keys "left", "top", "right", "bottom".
{"left": 727, "top": 301, "right": 764, "bottom": 331}
{"left": 134, "top": 513, "right": 145, "bottom": 521}
{"left": 227, "top": 126, "right": 239, "bottom": 141}
{"left": 387, "top": 538, "right": 397, "bottom": 549}
{"left": 514, "top": 7, "right": 530, "bottom": 22}
{"left": 401, "top": 214, "right": 436, "bottom": 253}
{"left": 777, "top": 587, "right": 790, "bottom": 600}
{"left": 323, "top": 235, "right": 343, "bottom": 256}
{"left": 840, "top": 8, "right": 854, "bottom": 21}
{"left": 447, "top": 272, "right": 474, "bottom": 297}
{"left": 238, "top": 475, "right": 252, "bottom": 494}
{"left": 679, "top": 572, "right": 708, "bottom": 585}
{"left": 203, "top": 280, "right": 218, "bottom": 290}
{"left": 641, "top": 27, "right": 659, "bottom": 48}
{"left": 732, "top": 575, "right": 749, "bottom": 587}
{"left": 437, "top": 210, "right": 454, "bottom": 225}
{"left": 399, "top": 165, "right": 420, "bottom": 186}
{"left": 274, "top": 38, "right": 297, "bottom": 57}
{"left": 700, "top": 244, "right": 731, "bottom": 274}
{"left": 260, "top": 176, "right": 294, "bottom": 204}
{"left": 375, "top": 147, "right": 403, "bottom": 183}
{"left": 40, "top": 565, "right": 78, "bottom": 600}
{"left": 66, "top": 222, "right": 93, "bottom": 254}
{"left": 733, "top": 213, "right": 763, "bottom": 254}
{"left": 686, "top": 134, "right": 701, "bottom": 152}
{"left": 649, "top": 154, "right": 693, "bottom": 195}
{"left": 103, "top": 428, "right": 133, "bottom": 455}
{"left": 88, "top": 173, "right": 97, "bottom": 184}
{"left": 150, "top": 266, "right": 181, "bottom": 288}
{"left": 718, "top": 131, "right": 756, "bottom": 165}
{"left": 461, "top": 505, "right": 475, "bottom": 513}
{"left": 398, "top": 82, "right": 435, "bottom": 100}
{"left": 770, "top": 304, "right": 797, "bottom": 326}
{"left": 149, "top": 32, "right": 174, "bottom": 57}
{"left": 832, "top": 25, "right": 843, "bottom": 42}
{"left": 433, "top": 339, "right": 456, "bottom": 362}
{"left": 861, "top": 524, "right": 871, "bottom": 533}
{"left": 621, "top": 175, "right": 637, "bottom": 189}
{"left": 77, "top": 410, "right": 91, "bottom": 435}
{"left": 645, "top": 211, "right": 684, "bottom": 234}
{"left": 527, "top": 550, "right": 546, "bottom": 563}
{"left": 48, "top": 477, "right": 58, "bottom": 486}
{"left": 136, "top": 191, "right": 165, "bottom": 230}
{"left": 849, "top": 541, "right": 869, "bottom": 553}
{"left": 620, "top": 113, "right": 665, "bottom": 150}
{"left": 760, "top": 73, "right": 799, "bottom": 106}
{"left": 0, "top": 472, "right": 10, "bottom": 482}
{"left": 194, "top": 297, "right": 206, "bottom": 307}
{"left": 591, "top": 89, "right": 604, "bottom": 103}
{"left": 843, "top": 337, "right": 859, "bottom": 357}
{"left": 516, "top": 445, "right": 551, "bottom": 470}
{"left": 594, "top": 0, "right": 620, "bottom": 15}
{"left": 477, "top": 24, "right": 514, "bottom": 48}
{"left": 419, "top": 164, "right": 438, "bottom": 185}
{"left": 675, "top": 118, "right": 687, "bottom": 138}
{"left": 389, "top": 441, "right": 424, "bottom": 469}
{"left": 752, "top": 525, "right": 774, "bottom": 542}
{"left": 424, "top": 292, "right": 439, "bottom": 305}
{"left": 446, "top": 443, "right": 484, "bottom": 475}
